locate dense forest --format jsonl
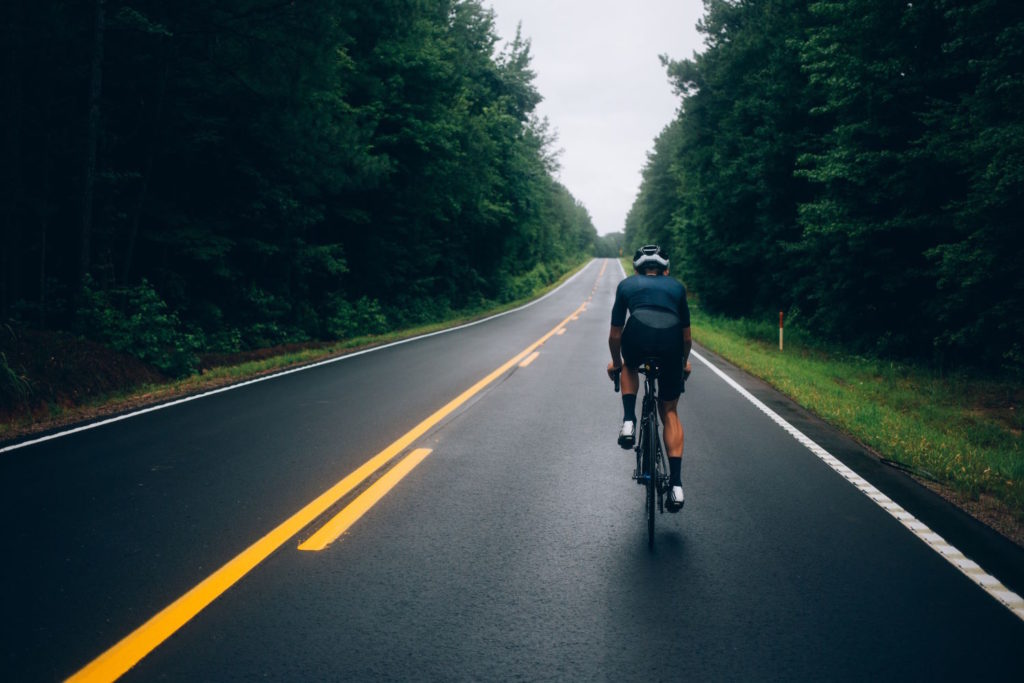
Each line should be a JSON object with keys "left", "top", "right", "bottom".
{"left": 594, "top": 231, "right": 625, "bottom": 258}
{"left": 626, "top": 0, "right": 1023, "bottom": 375}
{"left": 0, "top": 0, "right": 596, "bottom": 377}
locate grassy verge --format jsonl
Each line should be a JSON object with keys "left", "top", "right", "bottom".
{"left": 618, "top": 258, "right": 1022, "bottom": 529}
{"left": 690, "top": 306, "right": 1023, "bottom": 521}
{"left": 0, "top": 259, "right": 591, "bottom": 443}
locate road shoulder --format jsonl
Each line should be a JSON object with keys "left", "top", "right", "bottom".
{"left": 692, "top": 341, "right": 1024, "bottom": 599}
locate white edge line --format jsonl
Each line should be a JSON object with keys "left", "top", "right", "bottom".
{"left": 1, "top": 260, "right": 598, "bottom": 454}
{"left": 617, "top": 256, "right": 1023, "bottom": 621}
{"left": 690, "top": 347, "right": 1024, "bottom": 623}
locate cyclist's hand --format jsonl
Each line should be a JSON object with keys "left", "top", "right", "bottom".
{"left": 683, "top": 361, "right": 692, "bottom": 381}
{"left": 607, "top": 361, "right": 622, "bottom": 381}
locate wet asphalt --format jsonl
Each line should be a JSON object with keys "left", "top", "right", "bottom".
{"left": 2, "top": 259, "right": 1022, "bottom": 682}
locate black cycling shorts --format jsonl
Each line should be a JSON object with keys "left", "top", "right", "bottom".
{"left": 621, "top": 308, "right": 684, "bottom": 401}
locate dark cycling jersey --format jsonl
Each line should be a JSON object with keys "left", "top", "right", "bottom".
{"left": 611, "top": 274, "right": 690, "bottom": 328}
{"left": 612, "top": 274, "right": 690, "bottom": 401}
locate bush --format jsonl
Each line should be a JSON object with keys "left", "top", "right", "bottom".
{"left": 383, "top": 297, "right": 452, "bottom": 329}
{"left": 0, "top": 350, "right": 32, "bottom": 407}
{"left": 76, "top": 278, "right": 201, "bottom": 377}
{"left": 501, "top": 264, "right": 544, "bottom": 303}
{"left": 324, "top": 295, "right": 390, "bottom": 340}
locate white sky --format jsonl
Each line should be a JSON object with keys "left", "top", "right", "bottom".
{"left": 485, "top": 1, "right": 706, "bottom": 235}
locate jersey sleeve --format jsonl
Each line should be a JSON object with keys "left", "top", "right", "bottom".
{"left": 679, "top": 285, "right": 691, "bottom": 328}
{"left": 611, "top": 280, "right": 629, "bottom": 327}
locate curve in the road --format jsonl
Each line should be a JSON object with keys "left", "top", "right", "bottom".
{"left": 0, "top": 263, "right": 595, "bottom": 456}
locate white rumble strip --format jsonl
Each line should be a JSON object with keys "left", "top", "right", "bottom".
{"left": 692, "top": 348, "right": 1024, "bottom": 623}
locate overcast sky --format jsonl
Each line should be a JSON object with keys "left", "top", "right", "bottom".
{"left": 485, "top": 1, "right": 706, "bottom": 235}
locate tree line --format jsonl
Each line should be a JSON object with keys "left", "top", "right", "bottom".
{"left": 0, "top": 0, "right": 596, "bottom": 375}
{"left": 625, "top": 0, "right": 1023, "bottom": 374}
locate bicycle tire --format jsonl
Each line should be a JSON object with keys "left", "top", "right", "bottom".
{"left": 646, "top": 419, "right": 657, "bottom": 547}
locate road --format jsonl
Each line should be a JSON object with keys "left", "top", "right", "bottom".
{"left": 2, "top": 259, "right": 1022, "bottom": 681}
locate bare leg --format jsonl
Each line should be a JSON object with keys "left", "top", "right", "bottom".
{"left": 658, "top": 398, "right": 683, "bottom": 458}
{"left": 620, "top": 365, "right": 639, "bottom": 396}
{"left": 660, "top": 397, "right": 685, "bottom": 509}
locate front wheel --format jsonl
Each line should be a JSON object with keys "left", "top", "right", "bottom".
{"left": 646, "top": 429, "right": 657, "bottom": 548}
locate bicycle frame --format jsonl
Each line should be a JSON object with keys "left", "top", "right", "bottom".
{"left": 634, "top": 359, "right": 669, "bottom": 547}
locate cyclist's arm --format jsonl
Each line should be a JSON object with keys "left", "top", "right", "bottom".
{"left": 609, "top": 325, "right": 624, "bottom": 369}
{"left": 609, "top": 279, "right": 628, "bottom": 373}
{"left": 682, "top": 326, "right": 692, "bottom": 376}
{"left": 678, "top": 284, "right": 692, "bottom": 371}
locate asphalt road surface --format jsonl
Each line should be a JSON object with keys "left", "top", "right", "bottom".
{"left": 3, "top": 259, "right": 1023, "bottom": 681}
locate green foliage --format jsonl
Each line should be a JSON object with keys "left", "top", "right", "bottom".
{"left": 75, "top": 279, "right": 200, "bottom": 377}
{"left": 0, "top": 351, "right": 33, "bottom": 405}
{"left": 3, "top": 0, "right": 596, "bottom": 363}
{"left": 324, "top": 296, "right": 390, "bottom": 340}
{"left": 502, "top": 262, "right": 555, "bottom": 302}
{"left": 594, "top": 232, "right": 626, "bottom": 258}
{"left": 624, "top": 119, "right": 687, "bottom": 274}
{"left": 692, "top": 304, "right": 1023, "bottom": 516}
{"left": 628, "top": 0, "right": 1024, "bottom": 374}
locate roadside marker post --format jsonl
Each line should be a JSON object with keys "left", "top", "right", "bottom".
{"left": 779, "top": 311, "right": 784, "bottom": 351}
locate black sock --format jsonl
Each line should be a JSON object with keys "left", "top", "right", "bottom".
{"left": 622, "top": 394, "right": 637, "bottom": 423}
{"left": 669, "top": 458, "right": 681, "bottom": 485}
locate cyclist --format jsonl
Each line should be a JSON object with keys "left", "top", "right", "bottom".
{"left": 607, "top": 245, "right": 692, "bottom": 512}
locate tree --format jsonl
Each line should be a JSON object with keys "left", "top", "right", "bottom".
{"left": 923, "top": 0, "right": 1024, "bottom": 371}
{"left": 4, "top": 0, "right": 596, "bottom": 361}
{"left": 629, "top": 0, "right": 1023, "bottom": 373}
{"left": 795, "top": 0, "right": 949, "bottom": 355}
{"left": 659, "top": 0, "right": 812, "bottom": 315}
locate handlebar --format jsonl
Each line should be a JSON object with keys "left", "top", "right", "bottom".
{"left": 611, "top": 365, "right": 691, "bottom": 393}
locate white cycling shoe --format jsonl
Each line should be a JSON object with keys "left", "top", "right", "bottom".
{"left": 617, "top": 420, "right": 635, "bottom": 449}
{"left": 666, "top": 484, "right": 685, "bottom": 512}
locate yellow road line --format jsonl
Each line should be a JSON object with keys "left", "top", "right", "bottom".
{"left": 68, "top": 300, "right": 587, "bottom": 683}
{"left": 556, "top": 328, "right": 567, "bottom": 336}
{"left": 519, "top": 351, "right": 541, "bottom": 367}
{"left": 298, "top": 448, "right": 432, "bottom": 551}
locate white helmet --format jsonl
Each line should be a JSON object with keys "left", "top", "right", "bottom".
{"left": 633, "top": 244, "right": 669, "bottom": 271}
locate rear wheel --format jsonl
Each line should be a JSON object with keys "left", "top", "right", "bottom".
{"left": 646, "top": 425, "right": 657, "bottom": 547}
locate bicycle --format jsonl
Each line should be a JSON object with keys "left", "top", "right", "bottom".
{"left": 614, "top": 359, "right": 670, "bottom": 548}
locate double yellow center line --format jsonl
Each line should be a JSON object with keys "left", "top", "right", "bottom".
{"left": 69, "top": 298, "right": 590, "bottom": 683}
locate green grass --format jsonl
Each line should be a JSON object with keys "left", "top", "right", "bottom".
{"left": 690, "top": 307, "right": 1023, "bottom": 518}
